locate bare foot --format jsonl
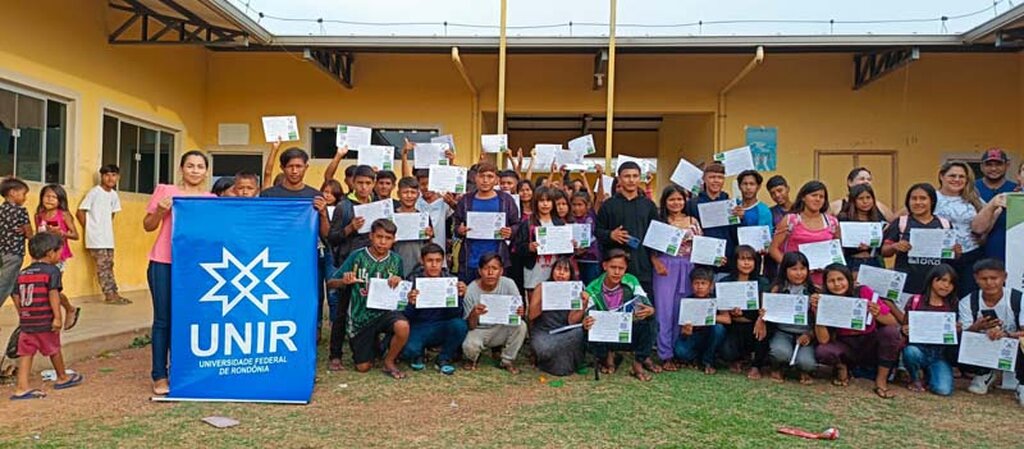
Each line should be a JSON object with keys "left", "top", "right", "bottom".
{"left": 799, "top": 373, "right": 814, "bottom": 385}
{"left": 729, "top": 361, "right": 743, "bottom": 374}
{"left": 463, "top": 361, "right": 478, "bottom": 371}
{"left": 500, "top": 361, "right": 521, "bottom": 375}
{"left": 747, "top": 367, "right": 762, "bottom": 380}
{"left": 630, "top": 362, "right": 652, "bottom": 382}
{"left": 704, "top": 365, "right": 717, "bottom": 375}
{"left": 661, "top": 360, "right": 679, "bottom": 372}
{"left": 770, "top": 369, "right": 784, "bottom": 383}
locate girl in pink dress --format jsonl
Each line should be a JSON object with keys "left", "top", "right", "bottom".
{"left": 768, "top": 181, "right": 840, "bottom": 287}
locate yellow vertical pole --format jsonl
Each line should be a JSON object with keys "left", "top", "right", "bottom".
{"left": 604, "top": 0, "right": 617, "bottom": 170}
{"left": 496, "top": 0, "right": 508, "bottom": 169}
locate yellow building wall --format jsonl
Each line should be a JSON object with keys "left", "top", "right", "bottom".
{"left": 5, "top": 1, "right": 1024, "bottom": 301}
{"left": 0, "top": 0, "right": 209, "bottom": 298}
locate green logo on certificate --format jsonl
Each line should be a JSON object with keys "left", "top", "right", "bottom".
{"left": 942, "top": 333, "right": 955, "bottom": 344}
{"left": 571, "top": 298, "right": 581, "bottom": 310}
{"left": 746, "top": 299, "right": 757, "bottom": 309}
{"left": 455, "top": 185, "right": 465, "bottom": 194}
{"left": 538, "top": 228, "right": 548, "bottom": 237}
{"left": 383, "top": 162, "right": 393, "bottom": 170}
{"left": 705, "top": 315, "right": 715, "bottom": 325}
{"left": 869, "top": 238, "right": 881, "bottom": 247}
{"left": 999, "top": 358, "right": 1012, "bottom": 370}
{"left": 728, "top": 216, "right": 740, "bottom": 225}
{"left": 618, "top": 332, "right": 630, "bottom": 343}
{"left": 794, "top": 314, "right": 806, "bottom": 325}
{"left": 288, "top": 131, "right": 298, "bottom": 140}
{"left": 446, "top": 296, "right": 456, "bottom": 307}
{"left": 851, "top": 318, "right": 864, "bottom": 330}
{"left": 667, "top": 244, "right": 678, "bottom": 255}
{"left": 509, "top": 315, "right": 520, "bottom": 326}
{"left": 941, "top": 249, "right": 953, "bottom": 258}
{"left": 886, "top": 290, "right": 898, "bottom": 301}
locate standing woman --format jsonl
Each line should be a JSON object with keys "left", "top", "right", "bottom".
{"left": 881, "top": 183, "right": 960, "bottom": 301}
{"left": 836, "top": 184, "right": 887, "bottom": 275}
{"left": 933, "top": 162, "right": 985, "bottom": 296}
{"left": 143, "top": 150, "right": 214, "bottom": 395}
{"left": 769, "top": 181, "right": 840, "bottom": 287}
{"left": 650, "top": 185, "right": 702, "bottom": 371}
{"left": 829, "top": 167, "right": 895, "bottom": 221}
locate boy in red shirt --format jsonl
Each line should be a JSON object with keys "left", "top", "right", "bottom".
{"left": 10, "top": 232, "right": 84, "bottom": 399}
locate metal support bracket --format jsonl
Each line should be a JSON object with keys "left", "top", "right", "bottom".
{"left": 108, "top": 0, "right": 246, "bottom": 45}
{"left": 593, "top": 49, "right": 608, "bottom": 90}
{"left": 303, "top": 48, "right": 355, "bottom": 89}
{"left": 853, "top": 47, "right": 919, "bottom": 90}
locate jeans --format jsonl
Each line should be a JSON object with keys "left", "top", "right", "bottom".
{"left": 401, "top": 318, "right": 469, "bottom": 364}
{"left": 588, "top": 317, "right": 655, "bottom": 362}
{"left": 147, "top": 261, "right": 172, "bottom": 381}
{"left": 0, "top": 253, "right": 24, "bottom": 308}
{"left": 329, "top": 286, "right": 351, "bottom": 360}
{"left": 768, "top": 330, "right": 817, "bottom": 373}
{"left": 903, "top": 344, "right": 954, "bottom": 396}
{"left": 674, "top": 324, "right": 726, "bottom": 367}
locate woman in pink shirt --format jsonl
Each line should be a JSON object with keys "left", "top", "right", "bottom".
{"left": 143, "top": 150, "right": 214, "bottom": 395}
{"left": 769, "top": 180, "right": 841, "bottom": 287}
{"left": 814, "top": 264, "right": 901, "bottom": 399}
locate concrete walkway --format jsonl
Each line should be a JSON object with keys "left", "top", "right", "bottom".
{"left": 1, "top": 290, "right": 152, "bottom": 371}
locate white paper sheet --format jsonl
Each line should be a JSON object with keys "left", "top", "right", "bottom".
{"left": 670, "top": 158, "right": 704, "bottom": 194}
{"left": 427, "top": 165, "right": 467, "bottom": 194}
{"left": 697, "top": 200, "right": 741, "bottom": 229}
{"left": 798, "top": 239, "right": 846, "bottom": 270}
{"left": 353, "top": 199, "right": 395, "bottom": 234}
{"left": 393, "top": 212, "right": 430, "bottom": 241}
{"left": 737, "top": 225, "right": 772, "bottom": 251}
{"left": 908, "top": 228, "right": 956, "bottom": 259}
{"left": 571, "top": 223, "right": 592, "bottom": 248}
{"left": 481, "top": 134, "right": 508, "bottom": 153}
{"left": 713, "top": 146, "right": 755, "bottom": 177}
{"left": 414, "top": 143, "right": 450, "bottom": 169}
{"left": 366, "top": 278, "right": 413, "bottom": 311}
{"left": 261, "top": 116, "right": 299, "bottom": 142}
{"left": 763, "top": 293, "right": 809, "bottom": 325}
{"left": 587, "top": 310, "right": 633, "bottom": 343}
{"left": 356, "top": 145, "right": 395, "bottom": 171}
{"left": 908, "top": 311, "right": 958, "bottom": 345}
{"left": 678, "top": 298, "right": 718, "bottom": 326}
{"left": 815, "top": 294, "right": 868, "bottom": 331}
{"left": 593, "top": 175, "right": 615, "bottom": 199}
{"left": 856, "top": 265, "right": 908, "bottom": 302}
{"left": 690, "top": 235, "right": 727, "bottom": 266}
{"left": 414, "top": 277, "right": 459, "bottom": 309}
{"left": 840, "top": 222, "right": 883, "bottom": 248}
{"left": 958, "top": 332, "right": 1019, "bottom": 370}
{"left": 715, "top": 281, "right": 760, "bottom": 310}
{"left": 541, "top": 281, "right": 585, "bottom": 311}
{"left": 466, "top": 212, "right": 505, "bottom": 240}
{"left": 536, "top": 225, "right": 575, "bottom": 255}
{"left": 615, "top": 155, "right": 655, "bottom": 181}
{"left": 568, "top": 134, "right": 597, "bottom": 155}
{"left": 431, "top": 134, "right": 455, "bottom": 151}
{"left": 479, "top": 294, "right": 522, "bottom": 326}
{"left": 335, "top": 124, "right": 372, "bottom": 148}
{"left": 533, "top": 144, "right": 561, "bottom": 170}
{"left": 642, "top": 220, "right": 687, "bottom": 256}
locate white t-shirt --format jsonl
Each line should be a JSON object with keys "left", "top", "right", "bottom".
{"left": 958, "top": 288, "right": 1022, "bottom": 333}
{"left": 935, "top": 193, "right": 980, "bottom": 253}
{"left": 78, "top": 185, "right": 121, "bottom": 249}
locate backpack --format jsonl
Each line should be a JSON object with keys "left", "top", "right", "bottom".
{"left": 969, "top": 289, "right": 1024, "bottom": 328}
{"left": 897, "top": 215, "right": 951, "bottom": 236}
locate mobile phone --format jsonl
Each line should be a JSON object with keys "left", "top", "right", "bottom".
{"left": 980, "top": 310, "right": 998, "bottom": 321}
{"left": 626, "top": 236, "right": 641, "bottom": 249}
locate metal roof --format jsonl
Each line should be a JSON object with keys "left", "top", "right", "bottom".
{"left": 186, "top": 0, "right": 1024, "bottom": 53}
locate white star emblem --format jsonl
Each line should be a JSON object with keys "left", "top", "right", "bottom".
{"left": 199, "top": 247, "right": 290, "bottom": 316}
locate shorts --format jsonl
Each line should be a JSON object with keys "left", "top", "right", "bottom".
{"left": 18, "top": 331, "right": 61, "bottom": 357}
{"left": 349, "top": 311, "right": 407, "bottom": 365}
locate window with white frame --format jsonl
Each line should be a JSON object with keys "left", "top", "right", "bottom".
{"left": 0, "top": 83, "right": 69, "bottom": 184}
{"left": 101, "top": 113, "right": 174, "bottom": 194}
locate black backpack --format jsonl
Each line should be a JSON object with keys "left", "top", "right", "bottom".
{"left": 4, "top": 326, "right": 20, "bottom": 359}
{"left": 969, "top": 289, "right": 1024, "bottom": 328}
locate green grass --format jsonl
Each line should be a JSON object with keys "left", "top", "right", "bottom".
{"left": 2, "top": 352, "right": 1021, "bottom": 448}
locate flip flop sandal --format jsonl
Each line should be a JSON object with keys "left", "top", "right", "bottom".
{"left": 382, "top": 367, "right": 407, "bottom": 380}
{"left": 410, "top": 359, "right": 427, "bottom": 371}
{"left": 105, "top": 296, "right": 132, "bottom": 305}
{"left": 630, "top": 369, "right": 652, "bottom": 382}
{"left": 10, "top": 389, "right": 46, "bottom": 400}
{"left": 64, "top": 307, "right": 81, "bottom": 331}
{"left": 436, "top": 362, "right": 456, "bottom": 376}
{"left": 55, "top": 373, "right": 84, "bottom": 390}
{"left": 873, "top": 387, "right": 896, "bottom": 399}
{"left": 327, "top": 359, "right": 344, "bottom": 371}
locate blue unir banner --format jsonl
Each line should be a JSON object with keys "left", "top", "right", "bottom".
{"left": 166, "top": 197, "right": 318, "bottom": 403}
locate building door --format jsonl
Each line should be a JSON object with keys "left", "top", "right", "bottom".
{"left": 814, "top": 150, "right": 897, "bottom": 210}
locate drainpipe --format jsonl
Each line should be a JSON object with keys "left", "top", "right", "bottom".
{"left": 451, "top": 47, "right": 480, "bottom": 159}
{"left": 716, "top": 46, "right": 764, "bottom": 152}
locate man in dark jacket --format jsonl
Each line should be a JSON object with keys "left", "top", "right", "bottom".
{"left": 451, "top": 161, "right": 520, "bottom": 284}
{"left": 595, "top": 161, "right": 659, "bottom": 295}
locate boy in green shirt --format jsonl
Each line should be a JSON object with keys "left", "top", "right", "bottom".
{"left": 329, "top": 219, "right": 410, "bottom": 379}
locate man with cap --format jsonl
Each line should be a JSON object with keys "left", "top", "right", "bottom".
{"left": 975, "top": 148, "right": 1017, "bottom": 260}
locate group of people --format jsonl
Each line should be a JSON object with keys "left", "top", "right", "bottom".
{"left": 5, "top": 135, "right": 1023, "bottom": 407}
{"left": 4, "top": 165, "right": 127, "bottom": 399}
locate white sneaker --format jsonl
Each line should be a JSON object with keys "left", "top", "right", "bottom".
{"left": 1017, "top": 386, "right": 1024, "bottom": 407}
{"left": 968, "top": 372, "right": 996, "bottom": 395}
